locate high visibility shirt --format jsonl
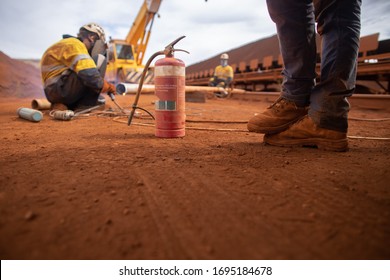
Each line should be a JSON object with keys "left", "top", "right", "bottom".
{"left": 41, "top": 37, "right": 103, "bottom": 90}
{"left": 213, "top": 65, "right": 234, "bottom": 80}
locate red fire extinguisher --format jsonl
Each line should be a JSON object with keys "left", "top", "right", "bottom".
{"left": 154, "top": 54, "right": 186, "bottom": 137}
{"left": 127, "top": 36, "right": 189, "bottom": 138}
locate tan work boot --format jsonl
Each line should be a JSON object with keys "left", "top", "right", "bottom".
{"left": 247, "top": 97, "right": 308, "bottom": 134}
{"left": 263, "top": 116, "right": 348, "bottom": 152}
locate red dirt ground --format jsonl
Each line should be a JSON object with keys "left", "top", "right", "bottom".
{"left": 1, "top": 92, "right": 390, "bottom": 260}
{"left": 0, "top": 52, "right": 389, "bottom": 260}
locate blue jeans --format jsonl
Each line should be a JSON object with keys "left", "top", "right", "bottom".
{"left": 266, "top": 0, "right": 361, "bottom": 132}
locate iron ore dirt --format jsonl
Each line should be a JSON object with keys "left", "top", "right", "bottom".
{"left": 0, "top": 53, "right": 389, "bottom": 260}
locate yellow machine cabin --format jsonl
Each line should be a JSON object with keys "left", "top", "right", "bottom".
{"left": 106, "top": 0, "right": 162, "bottom": 84}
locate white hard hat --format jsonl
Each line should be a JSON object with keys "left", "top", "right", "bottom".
{"left": 220, "top": 53, "right": 229, "bottom": 60}
{"left": 81, "top": 22, "right": 106, "bottom": 43}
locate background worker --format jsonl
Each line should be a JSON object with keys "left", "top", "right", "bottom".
{"left": 247, "top": 0, "right": 361, "bottom": 152}
{"left": 41, "top": 23, "right": 116, "bottom": 111}
{"left": 209, "top": 53, "right": 234, "bottom": 89}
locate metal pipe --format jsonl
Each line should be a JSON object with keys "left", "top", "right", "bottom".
{"left": 116, "top": 83, "right": 245, "bottom": 95}
{"left": 31, "top": 98, "right": 51, "bottom": 110}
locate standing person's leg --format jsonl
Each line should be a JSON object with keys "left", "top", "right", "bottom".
{"left": 268, "top": 0, "right": 317, "bottom": 106}
{"left": 247, "top": 0, "right": 316, "bottom": 134}
{"left": 310, "top": 0, "right": 361, "bottom": 132}
{"left": 263, "top": 0, "right": 361, "bottom": 151}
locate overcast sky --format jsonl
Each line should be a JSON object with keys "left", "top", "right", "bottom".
{"left": 0, "top": 0, "right": 389, "bottom": 66}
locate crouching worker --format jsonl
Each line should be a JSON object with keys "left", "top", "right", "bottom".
{"left": 209, "top": 53, "right": 234, "bottom": 89}
{"left": 209, "top": 53, "right": 234, "bottom": 98}
{"left": 41, "top": 23, "right": 116, "bottom": 111}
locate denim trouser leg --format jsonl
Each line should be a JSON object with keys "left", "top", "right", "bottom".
{"left": 266, "top": 0, "right": 317, "bottom": 107}
{"left": 309, "top": 0, "right": 361, "bottom": 132}
{"left": 267, "top": 0, "right": 361, "bottom": 132}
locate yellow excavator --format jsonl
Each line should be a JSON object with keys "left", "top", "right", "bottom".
{"left": 105, "top": 0, "right": 162, "bottom": 84}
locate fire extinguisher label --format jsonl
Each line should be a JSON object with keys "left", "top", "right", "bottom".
{"left": 154, "top": 75, "right": 185, "bottom": 111}
{"left": 155, "top": 100, "right": 176, "bottom": 110}
{"left": 154, "top": 66, "right": 185, "bottom": 77}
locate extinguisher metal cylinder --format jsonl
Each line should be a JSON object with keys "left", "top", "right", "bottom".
{"left": 154, "top": 57, "right": 186, "bottom": 138}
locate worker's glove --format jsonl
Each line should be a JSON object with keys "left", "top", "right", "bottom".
{"left": 101, "top": 80, "right": 116, "bottom": 95}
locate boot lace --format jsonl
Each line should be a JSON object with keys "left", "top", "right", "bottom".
{"left": 268, "top": 97, "right": 297, "bottom": 112}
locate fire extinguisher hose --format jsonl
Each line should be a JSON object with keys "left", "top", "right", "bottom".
{"left": 127, "top": 50, "right": 164, "bottom": 126}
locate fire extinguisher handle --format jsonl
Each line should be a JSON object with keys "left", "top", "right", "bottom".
{"left": 172, "top": 48, "right": 190, "bottom": 55}
{"left": 164, "top": 36, "right": 189, "bottom": 57}
{"left": 165, "top": 35, "right": 186, "bottom": 49}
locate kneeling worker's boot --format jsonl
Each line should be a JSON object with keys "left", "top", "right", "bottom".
{"left": 263, "top": 116, "right": 348, "bottom": 152}
{"left": 50, "top": 103, "right": 68, "bottom": 111}
{"left": 247, "top": 97, "right": 308, "bottom": 134}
